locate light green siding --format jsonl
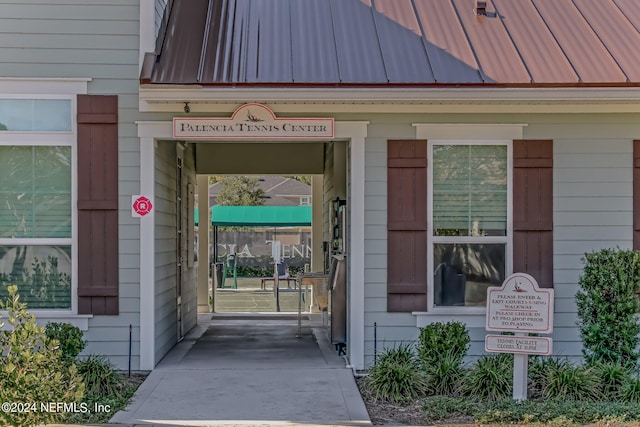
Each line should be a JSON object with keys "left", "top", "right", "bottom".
{"left": 342, "top": 112, "right": 640, "bottom": 368}
{"left": 0, "top": 0, "right": 142, "bottom": 369}
{"left": 154, "top": 141, "right": 198, "bottom": 364}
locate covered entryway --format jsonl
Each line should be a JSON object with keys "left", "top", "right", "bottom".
{"left": 137, "top": 116, "right": 367, "bottom": 371}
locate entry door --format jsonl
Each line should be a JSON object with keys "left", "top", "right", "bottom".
{"left": 176, "top": 157, "right": 184, "bottom": 340}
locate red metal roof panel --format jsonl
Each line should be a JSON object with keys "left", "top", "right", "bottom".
{"left": 573, "top": 0, "right": 640, "bottom": 82}
{"left": 412, "top": 0, "right": 482, "bottom": 83}
{"left": 532, "top": 0, "right": 627, "bottom": 83}
{"left": 614, "top": 0, "right": 640, "bottom": 32}
{"left": 372, "top": 0, "right": 435, "bottom": 83}
{"left": 493, "top": 0, "right": 578, "bottom": 84}
{"left": 451, "top": 0, "right": 531, "bottom": 83}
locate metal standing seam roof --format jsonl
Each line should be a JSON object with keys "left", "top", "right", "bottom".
{"left": 142, "top": 0, "right": 640, "bottom": 86}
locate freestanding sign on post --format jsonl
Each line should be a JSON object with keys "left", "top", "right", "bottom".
{"left": 485, "top": 273, "right": 554, "bottom": 401}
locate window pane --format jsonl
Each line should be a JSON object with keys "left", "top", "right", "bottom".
{"left": 0, "top": 146, "right": 71, "bottom": 238}
{"left": 433, "top": 243, "right": 505, "bottom": 307}
{"left": 0, "top": 245, "right": 71, "bottom": 309}
{"left": 0, "top": 99, "right": 71, "bottom": 131}
{"left": 433, "top": 145, "right": 507, "bottom": 236}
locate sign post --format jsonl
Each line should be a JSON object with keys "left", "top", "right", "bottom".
{"left": 485, "top": 273, "right": 554, "bottom": 401}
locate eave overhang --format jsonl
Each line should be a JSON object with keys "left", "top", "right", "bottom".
{"left": 140, "top": 86, "right": 640, "bottom": 114}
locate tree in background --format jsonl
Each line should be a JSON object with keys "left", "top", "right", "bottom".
{"left": 215, "top": 176, "right": 266, "bottom": 206}
{"left": 286, "top": 175, "right": 312, "bottom": 185}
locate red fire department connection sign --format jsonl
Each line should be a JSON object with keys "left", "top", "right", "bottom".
{"left": 132, "top": 195, "right": 153, "bottom": 217}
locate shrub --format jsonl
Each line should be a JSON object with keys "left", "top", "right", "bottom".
{"left": 417, "top": 321, "right": 470, "bottom": 367}
{"left": 576, "top": 248, "right": 640, "bottom": 365}
{"left": 0, "top": 285, "right": 85, "bottom": 427}
{"left": 590, "top": 360, "right": 633, "bottom": 400}
{"left": 364, "top": 343, "right": 427, "bottom": 404}
{"left": 77, "top": 354, "right": 127, "bottom": 398}
{"left": 463, "top": 353, "right": 513, "bottom": 401}
{"left": 621, "top": 375, "right": 640, "bottom": 404}
{"left": 476, "top": 398, "right": 640, "bottom": 425}
{"left": 541, "top": 359, "right": 601, "bottom": 401}
{"left": 528, "top": 356, "right": 568, "bottom": 399}
{"left": 67, "top": 355, "right": 138, "bottom": 424}
{"left": 424, "top": 350, "right": 466, "bottom": 396}
{"left": 45, "top": 322, "right": 86, "bottom": 364}
{"left": 422, "top": 395, "right": 478, "bottom": 423}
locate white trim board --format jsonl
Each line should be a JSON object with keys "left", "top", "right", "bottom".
{"left": 139, "top": 87, "right": 640, "bottom": 113}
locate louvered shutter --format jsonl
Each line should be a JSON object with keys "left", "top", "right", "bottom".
{"left": 387, "top": 140, "right": 428, "bottom": 312}
{"left": 77, "top": 95, "right": 119, "bottom": 314}
{"left": 513, "top": 140, "right": 553, "bottom": 288}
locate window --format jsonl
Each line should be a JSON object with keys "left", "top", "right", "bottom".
{"left": 429, "top": 142, "right": 511, "bottom": 308}
{"left": 300, "top": 196, "right": 310, "bottom": 205}
{"left": 0, "top": 95, "right": 74, "bottom": 310}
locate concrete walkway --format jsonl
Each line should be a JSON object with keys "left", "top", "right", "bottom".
{"left": 110, "top": 314, "right": 371, "bottom": 426}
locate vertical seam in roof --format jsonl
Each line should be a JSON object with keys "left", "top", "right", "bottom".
{"left": 570, "top": 0, "right": 630, "bottom": 83}
{"left": 216, "top": 0, "right": 237, "bottom": 81}
{"left": 409, "top": 0, "right": 437, "bottom": 83}
{"left": 530, "top": 0, "right": 582, "bottom": 83}
{"left": 369, "top": 0, "right": 391, "bottom": 83}
{"left": 154, "top": 0, "right": 175, "bottom": 57}
{"left": 327, "top": 0, "right": 343, "bottom": 83}
{"left": 197, "top": 0, "right": 215, "bottom": 83}
{"left": 613, "top": 0, "right": 640, "bottom": 34}
{"left": 288, "top": 0, "right": 294, "bottom": 83}
{"left": 491, "top": 0, "right": 533, "bottom": 83}
{"left": 450, "top": 0, "right": 487, "bottom": 83}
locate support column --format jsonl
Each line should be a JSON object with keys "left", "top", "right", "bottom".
{"left": 311, "top": 174, "right": 324, "bottom": 272}
{"left": 139, "top": 137, "right": 156, "bottom": 370}
{"left": 336, "top": 121, "right": 368, "bottom": 371}
{"left": 334, "top": 141, "right": 347, "bottom": 199}
{"left": 197, "top": 175, "right": 211, "bottom": 312}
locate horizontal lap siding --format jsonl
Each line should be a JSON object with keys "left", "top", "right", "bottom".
{"left": 181, "top": 146, "right": 198, "bottom": 335}
{"left": 550, "top": 138, "right": 633, "bottom": 355}
{"left": 0, "top": 0, "right": 143, "bottom": 370}
{"left": 351, "top": 114, "right": 639, "bottom": 368}
{"left": 155, "top": 141, "right": 178, "bottom": 363}
{"left": 363, "top": 126, "right": 419, "bottom": 367}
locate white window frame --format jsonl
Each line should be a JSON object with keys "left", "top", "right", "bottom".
{"left": 300, "top": 196, "right": 311, "bottom": 205}
{"left": 0, "top": 79, "right": 88, "bottom": 322}
{"left": 426, "top": 139, "right": 513, "bottom": 316}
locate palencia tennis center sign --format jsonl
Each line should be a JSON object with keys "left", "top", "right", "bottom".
{"left": 173, "top": 103, "right": 334, "bottom": 139}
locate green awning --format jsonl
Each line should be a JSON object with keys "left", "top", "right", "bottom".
{"left": 196, "top": 206, "right": 312, "bottom": 226}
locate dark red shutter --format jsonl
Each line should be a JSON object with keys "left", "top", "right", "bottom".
{"left": 77, "top": 95, "right": 119, "bottom": 315}
{"left": 634, "top": 141, "right": 640, "bottom": 250}
{"left": 387, "top": 140, "right": 428, "bottom": 312}
{"left": 513, "top": 140, "right": 553, "bottom": 288}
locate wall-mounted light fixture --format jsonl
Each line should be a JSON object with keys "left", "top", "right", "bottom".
{"left": 183, "top": 102, "right": 191, "bottom": 114}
